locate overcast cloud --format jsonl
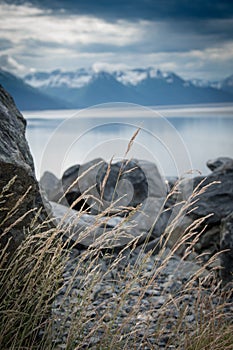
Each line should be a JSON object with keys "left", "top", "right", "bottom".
{"left": 0, "top": 0, "right": 233, "bottom": 79}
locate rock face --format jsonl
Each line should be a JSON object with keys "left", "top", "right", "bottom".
{"left": 61, "top": 159, "right": 104, "bottom": 212}
{"left": 96, "top": 159, "right": 148, "bottom": 211}
{"left": 180, "top": 170, "right": 233, "bottom": 225}
{"left": 220, "top": 213, "right": 233, "bottom": 284}
{"left": 174, "top": 158, "right": 233, "bottom": 281}
{"left": 0, "top": 85, "right": 45, "bottom": 255}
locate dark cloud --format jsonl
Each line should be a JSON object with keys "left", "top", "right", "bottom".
{"left": 168, "top": 18, "right": 233, "bottom": 44}
{"left": 4, "top": 0, "right": 233, "bottom": 46}
{"left": 4, "top": 0, "right": 233, "bottom": 21}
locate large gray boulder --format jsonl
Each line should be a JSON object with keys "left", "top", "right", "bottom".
{"left": 49, "top": 201, "right": 131, "bottom": 248}
{"left": 179, "top": 168, "right": 233, "bottom": 225}
{"left": 61, "top": 158, "right": 166, "bottom": 215}
{"left": 172, "top": 159, "right": 233, "bottom": 271}
{"left": 96, "top": 159, "right": 148, "bottom": 210}
{"left": 0, "top": 85, "right": 45, "bottom": 255}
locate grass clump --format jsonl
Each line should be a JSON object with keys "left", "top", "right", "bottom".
{"left": 0, "top": 155, "right": 232, "bottom": 349}
{"left": 0, "top": 178, "right": 67, "bottom": 349}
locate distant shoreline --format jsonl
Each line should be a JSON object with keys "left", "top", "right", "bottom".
{"left": 23, "top": 102, "right": 233, "bottom": 120}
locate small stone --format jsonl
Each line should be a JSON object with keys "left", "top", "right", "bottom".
{"left": 145, "top": 289, "right": 161, "bottom": 296}
{"left": 150, "top": 296, "right": 166, "bottom": 305}
{"left": 185, "top": 315, "right": 195, "bottom": 322}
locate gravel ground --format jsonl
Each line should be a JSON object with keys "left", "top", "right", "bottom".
{"left": 51, "top": 246, "right": 233, "bottom": 350}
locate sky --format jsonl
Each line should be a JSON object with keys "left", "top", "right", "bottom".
{"left": 0, "top": 0, "right": 233, "bottom": 80}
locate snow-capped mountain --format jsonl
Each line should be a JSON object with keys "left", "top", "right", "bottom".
{"left": 191, "top": 75, "right": 233, "bottom": 95}
{"left": 189, "top": 79, "right": 212, "bottom": 88}
{"left": 113, "top": 68, "right": 178, "bottom": 86}
{"left": 1, "top": 67, "right": 233, "bottom": 110}
{"left": 24, "top": 67, "right": 233, "bottom": 108}
{"left": 25, "top": 68, "right": 93, "bottom": 89}
{"left": 25, "top": 67, "right": 186, "bottom": 90}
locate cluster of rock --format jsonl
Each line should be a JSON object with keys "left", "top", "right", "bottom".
{"left": 40, "top": 155, "right": 233, "bottom": 285}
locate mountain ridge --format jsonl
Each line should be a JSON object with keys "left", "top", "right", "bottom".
{"left": 25, "top": 67, "right": 233, "bottom": 108}
{"left": 1, "top": 67, "right": 233, "bottom": 110}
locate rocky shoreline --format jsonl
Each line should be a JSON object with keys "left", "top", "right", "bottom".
{"left": 40, "top": 155, "right": 233, "bottom": 285}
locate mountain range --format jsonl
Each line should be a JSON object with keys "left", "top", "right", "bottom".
{"left": 1, "top": 67, "right": 233, "bottom": 110}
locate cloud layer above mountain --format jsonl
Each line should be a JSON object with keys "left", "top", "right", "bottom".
{"left": 0, "top": 0, "right": 233, "bottom": 79}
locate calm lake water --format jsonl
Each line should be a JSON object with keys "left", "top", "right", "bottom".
{"left": 23, "top": 103, "right": 233, "bottom": 179}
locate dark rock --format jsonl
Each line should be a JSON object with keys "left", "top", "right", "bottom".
{"left": 165, "top": 176, "right": 178, "bottom": 191}
{"left": 96, "top": 159, "right": 148, "bottom": 213}
{"left": 61, "top": 158, "right": 167, "bottom": 217}
{"left": 53, "top": 155, "right": 233, "bottom": 260}
{"left": 141, "top": 237, "right": 164, "bottom": 255}
{"left": 62, "top": 164, "right": 80, "bottom": 192}
{"left": 167, "top": 215, "right": 194, "bottom": 255}
{"left": 220, "top": 212, "right": 233, "bottom": 284}
{"left": 164, "top": 176, "right": 179, "bottom": 208}
{"left": 0, "top": 85, "right": 46, "bottom": 256}
{"left": 151, "top": 210, "right": 172, "bottom": 238}
{"left": 171, "top": 163, "right": 233, "bottom": 263}
{"left": 61, "top": 158, "right": 105, "bottom": 212}
{"left": 114, "top": 159, "right": 167, "bottom": 245}
{"left": 180, "top": 170, "right": 233, "bottom": 225}
{"left": 207, "top": 157, "right": 233, "bottom": 172}
{"left": 177, "top": 175, "right": 204, "bottom": 205}
{"left": 40, "top": 171, "right": 63, "bottom": 202}
{"left": 61, "top": 164, "right": 82, "bottom": 210}
{"left": 195, "top": 226, "right": 220, "bottom": 254}
{"left": 135, "top": 159, "right": 167, "bottom": 198}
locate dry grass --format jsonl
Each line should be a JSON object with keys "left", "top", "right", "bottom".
{"left": 0, "top": 145, "right": 232, "bottom": 349}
